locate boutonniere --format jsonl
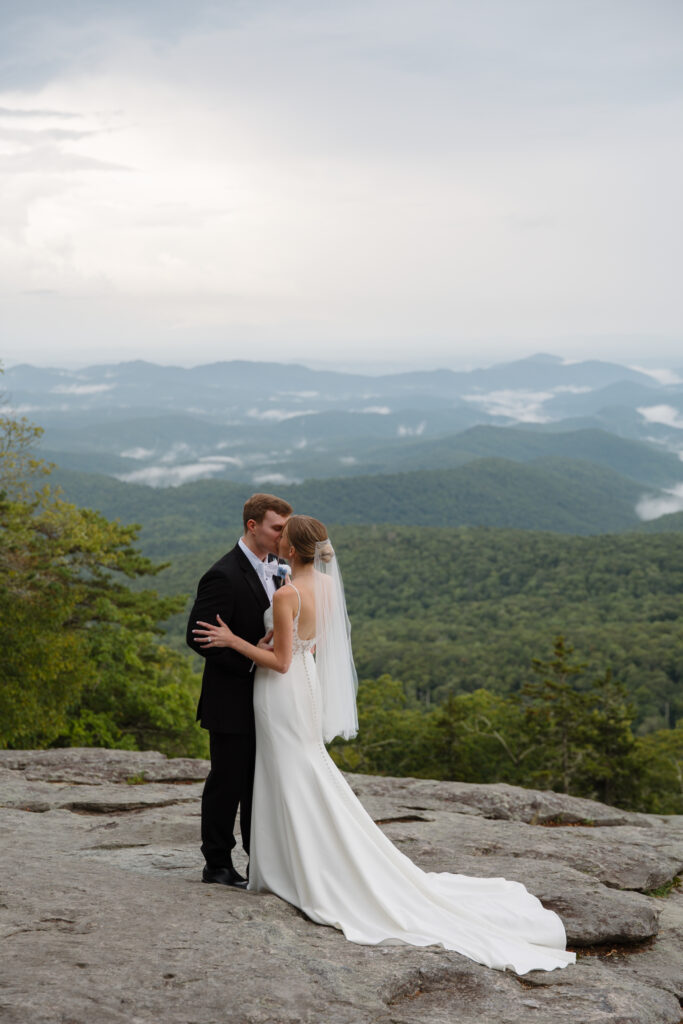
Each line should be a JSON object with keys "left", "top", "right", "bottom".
{"left": 275, "top": 562, "right": 291, "bottom": 580}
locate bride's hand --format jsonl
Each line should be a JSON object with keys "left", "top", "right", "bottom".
{"left": 193, "top": 615, "right": 235, "bottom": 649}
{"left": 257, "top": 629, "right": 274, "bottom": 650}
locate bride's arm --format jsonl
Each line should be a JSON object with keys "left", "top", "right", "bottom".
{"left": 193, "top": 587, "right": 295, "bottom": 674}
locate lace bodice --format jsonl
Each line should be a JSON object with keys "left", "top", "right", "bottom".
{"left": 263, "top": 585, "right": 315, "bottom": 655}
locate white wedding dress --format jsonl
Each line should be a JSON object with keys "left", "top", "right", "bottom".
{"left": 248, "top": 590, "right": 575, "bottom": 975}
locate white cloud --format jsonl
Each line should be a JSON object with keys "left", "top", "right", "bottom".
{"left": 276, "top": 390, "right": 320, "bottom": 398}
{"left": 159, "top": 442, "right": 192, "bottom": 463}
{"left": 358, "top": 406, "right": 390, "bottom": 415}
{"left": 2, "top": 402, "right": 70, "bottom": 413}
{"left": 121, "top": 446, "right": 153, "bottom": 459}
{"left": 117, "top": 461, "right": 224, "bottom": 486}
{"left": 637, "top": 405, "right": 683, "bottom": 430}
{"left": 198, "top": 454, "right": 243, "bottom": 466}
{"left": 636, "top": 484, "right": 683, "bottom": 521}
{"left": 242, "top": 452, "right": 273, "bottom": 465}
{"left": 0, "top": 107, "right": 81, "bottom": 120}
{"left": 463, "top": 389, "right": 553, "bottom": 423}
{"left": 247, "top": 408, "right": 317, "bottom": 421}
{"left": 252, "top": 472, "right": 300, "bottom": 485}
{"left": 397, "top": 421, "right": 426, "bottom": 437}
{"left": 339, "top": 455, "right": 357, "bottom": 464}
{"left": 552, "top": 385, "right": 593, "bottom": 394}
{"left": 630, "top": 366, "right": 682, "bottom": 386}
{"left": 52, "top": 382, "right": 114, "bottom": 394}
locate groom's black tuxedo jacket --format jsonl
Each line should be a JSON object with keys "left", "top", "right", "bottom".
{"left": 186, "top": 544, "right": 271, "bottom": 735}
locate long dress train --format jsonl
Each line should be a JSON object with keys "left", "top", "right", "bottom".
{"left": 248, "top": 596, "right": 575, "bottom": 975}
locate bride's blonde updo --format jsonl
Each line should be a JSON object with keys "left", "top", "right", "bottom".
{"left": 285, "top": 515, "right": 333, "bottom": 564}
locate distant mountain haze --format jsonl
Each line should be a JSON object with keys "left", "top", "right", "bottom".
{"left": 4, "top": 353, "right": 683, "bottom": 523}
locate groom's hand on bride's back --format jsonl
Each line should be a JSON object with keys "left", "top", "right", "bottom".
{"left": 257, "top": 630, "right": 274, "bottom": 650}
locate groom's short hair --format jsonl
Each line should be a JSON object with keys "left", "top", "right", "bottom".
{"left": 242, "top": 493, "right": 293, "bottom": 529}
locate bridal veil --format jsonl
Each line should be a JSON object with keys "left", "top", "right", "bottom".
{"left": 312, "top": 539, "right": 359, "bottom": 742}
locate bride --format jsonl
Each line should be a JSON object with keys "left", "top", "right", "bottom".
{"left": 193, "top": 515, "right": 575, "bottom": 975}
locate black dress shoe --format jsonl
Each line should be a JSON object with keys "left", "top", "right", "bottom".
{"left": 202, "top": 864, "right": 247, "bottom": 888}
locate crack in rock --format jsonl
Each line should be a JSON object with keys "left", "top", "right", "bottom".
{"left": 374, "top": 815, "right": 434, "bottom": 825}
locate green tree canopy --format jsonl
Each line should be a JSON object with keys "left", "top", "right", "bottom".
{"left": 0, "top": 380, "right": 205, "bottom": 755}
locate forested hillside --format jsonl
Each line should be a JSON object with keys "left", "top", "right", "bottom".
{"left": 637, "top": 511, "right": 683, "bottom": 533}
{"left": 153, "top": 524, "right": 683, "bottom": 731}
{"left": 357, "top": 425, "right": 683, "bottom": 487}
{"left": 52, "top": 454, "right": 647, "bottom": 544}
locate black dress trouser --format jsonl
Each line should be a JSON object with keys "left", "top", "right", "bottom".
{"left": 201, "top": 730, "right": 256, "bottom": 866}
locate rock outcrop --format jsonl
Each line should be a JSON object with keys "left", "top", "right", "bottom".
{"left": 1, "top": 748, "right": 682, "bottom": 1024}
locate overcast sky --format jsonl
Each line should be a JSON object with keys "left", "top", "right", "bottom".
{"left": 1, "top": 0, "right": 682, "bottom": 370}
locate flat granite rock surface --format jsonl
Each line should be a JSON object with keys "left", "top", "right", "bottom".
{"left": 1, "top": 748, "right": 682, "bottom": 1024}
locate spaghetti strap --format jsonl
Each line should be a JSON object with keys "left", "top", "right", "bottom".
{"left": 287, "top": 581, "right": 302, "bottom": 619}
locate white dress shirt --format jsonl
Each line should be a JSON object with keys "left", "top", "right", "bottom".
{"left": 238, "top": 537, "right": 276, "bottom": 602}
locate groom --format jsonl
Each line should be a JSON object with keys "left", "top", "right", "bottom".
{"left": 186, "top": 492, "right": 292, "bottom": 887}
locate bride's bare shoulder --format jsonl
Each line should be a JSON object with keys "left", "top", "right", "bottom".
{"left": 273, "top": 585, "right": 299, "bottom": 608}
